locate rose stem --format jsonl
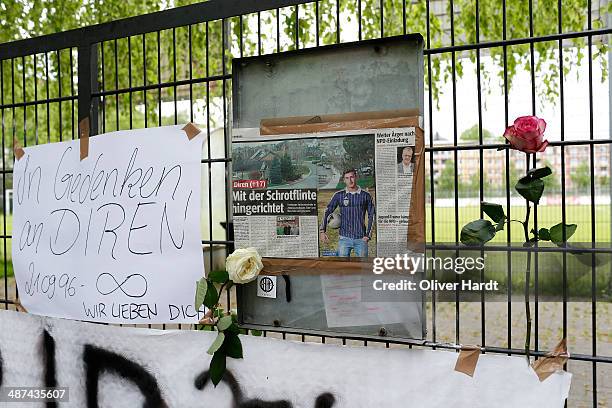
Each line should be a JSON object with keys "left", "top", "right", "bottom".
{"left": 521, "top": 152, "right": 533, "bottom": 364}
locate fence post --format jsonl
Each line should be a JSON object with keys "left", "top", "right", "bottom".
{"left": 77, "top": 43, "right": 99, "bottom": 136}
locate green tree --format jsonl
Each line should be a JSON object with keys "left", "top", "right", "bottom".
{"left": 460, "top": 124, "right": 496, "bottom": 142}
{"left": 280, "top": 153, "right": 296, "bottom": 182}
{"left": 571, "top": 162, "right": 591, "bottom": 192}
{"left": 598, "top": 175, "right": 610, "bottom": 188}
{"left": 436, "top": 160, "right": 456, "bottom": 196}
{"left": 1, "top": 0, "right": 609, "bottom": 162}
{"left": 539, "top": 159, "right": 560, "bottom": 193}
{"left": 269, "top": 157, "right": 282, "bottom": 185}
{"left": 341, "top": 136, "right": 374, "bottom": 173}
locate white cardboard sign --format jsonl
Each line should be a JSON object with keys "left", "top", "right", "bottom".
{"left": 12, "top": 125, "right": 205, "bottom": 324}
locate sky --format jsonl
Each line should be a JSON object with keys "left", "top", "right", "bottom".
{"left": 426, "top": 46, "right": 610, "bottom": 144}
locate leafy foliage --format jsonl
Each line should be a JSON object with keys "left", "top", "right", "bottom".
{"left": 4, "top": 0, "right": 607, "bottom": 171}
{"left": 460, "top": 219, "right": 496, "bottom": 245}
{"left": 460, "top": 124, "right": 495, "bottom": 142}
{"left": 515, "top": 166, "right": 552, "bottom": 204}
{"left": 481, "top": 201, "right": 505, "bottom": 223}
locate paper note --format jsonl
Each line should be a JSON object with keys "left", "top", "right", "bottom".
{"left": 12, "top": 125, "right": 205, "bottom": 324}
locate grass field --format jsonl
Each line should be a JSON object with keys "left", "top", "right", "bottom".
{"left": 427, "top": 204, "right": 612, "bottom": 300}
{"left": 427, "top": 204, "right": 612, "bottom": 243}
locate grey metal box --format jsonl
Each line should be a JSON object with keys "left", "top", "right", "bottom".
{"left": 232, "top": 35, "right": 425, "bottom": 340}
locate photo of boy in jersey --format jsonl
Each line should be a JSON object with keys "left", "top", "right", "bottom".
{"left": 319, "top": 169, "right": 375, "bottom": 257}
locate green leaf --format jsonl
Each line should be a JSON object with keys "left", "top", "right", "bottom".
{"left": 224, "top": 333, "right": 243, "bottom": 359}
{"left": 203, "top": 281, "right": 218, "bottom": 309}
{"left": 208, "top": 270, "right": 229, "bottom": 284}
{"left": 251, "top": 329, "right": 263, "bottom": 336}
{"left": 549, "top": 223, "right": 577, "bottom": 245}
{"left": 209, "top": 351, "right": 226, "bottom": 387}
{"left": 207, "top": 332, "right": 225, "bottom": 355}
{"left": 225, "top": 323, "right": 241, "bottom": 335}
{"left": 460, "top": 219, "right": 496, "bottom": 246}
{"left": 217, "top": 315, "right": 233, "bottom": 331}
{"left": 527, "top": 166, "right": 552, "bottom": 180}
{"left": 495, "top": 221, "right": 505, "bottom": 232}
{"left": 481, "top": 201, "right": 506, "bottom": 223}
{"left": 194, "top": 278, "right": 207, "bottom": 310}
{"left": 515, "top": 178, "right": 544, "bottom": 204}
{"left": 538, "top": 228, "right": 551, "bottom": 241}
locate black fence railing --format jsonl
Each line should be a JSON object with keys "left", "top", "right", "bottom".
{"left": 1, "top": 0, "right": 611, "bottom": 406}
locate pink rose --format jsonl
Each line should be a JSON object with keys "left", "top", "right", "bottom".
{"left": 503, "top": 116, "right": 548, "bottom": 153}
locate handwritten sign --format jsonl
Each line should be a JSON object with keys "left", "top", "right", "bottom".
{"left": 12, "top": 125, "right": 206, "bottom": 324}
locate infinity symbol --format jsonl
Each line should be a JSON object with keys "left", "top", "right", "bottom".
{"left": 96, "top": 273, "right": 148, "bottom": 298}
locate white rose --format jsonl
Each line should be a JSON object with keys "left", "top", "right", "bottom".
{"left": 226, "top": 247, "right": 263, "bottom": 284}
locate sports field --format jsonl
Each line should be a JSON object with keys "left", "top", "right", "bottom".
{"left": 427, "top": 204, "right": 612, "bottom": 243}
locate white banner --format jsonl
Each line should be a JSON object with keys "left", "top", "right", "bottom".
{"left": 11, "top": 126, "right": 205, "bottom": 324}
{"left": 0, "top": 311, "right": 570, "bottom": 407}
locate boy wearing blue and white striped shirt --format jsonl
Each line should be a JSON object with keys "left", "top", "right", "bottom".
{"left": 320, "top": 169, "right": 375, "bottom": 257}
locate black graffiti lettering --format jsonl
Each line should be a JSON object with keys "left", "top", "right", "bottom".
{"left": 49, "top": 209, "right": 80, "bottom": 256}
{"left": 194, "top": 369, "right": 334, "bottom": 408}
{"left": 97, "top": 203, "right": 126, "bottom": 260}
{"left": 83, "top": 344, "right": 167, "bottom": 408}
{"left": 43, "top": 330, "right": 58, "bottom": 408}
{"left": 314, "top": 393, "right": 336, "bottom": 408}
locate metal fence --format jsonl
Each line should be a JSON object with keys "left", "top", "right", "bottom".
{"left": 0, "top": 0, "right": 611, "bottom": 406}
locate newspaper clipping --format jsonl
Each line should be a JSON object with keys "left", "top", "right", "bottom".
{"left": 232, "top": 128, "right": 415, "bottom": 258}
{"left": 231, "top": 128, "right": 416, "bottom": 259}
{"left": 375, "top": 128, "right": 416, "bottom": 257}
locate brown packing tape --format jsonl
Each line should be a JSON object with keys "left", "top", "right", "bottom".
{"left": 79, "top": 117, "right": 90, "bottom": 161}
{"left": 531, "top": 338, "right": 569, "bottom": 382}
{"left": 260, "top": 109, "right": 420, "bottom": 130}
{"left": 454, "top": 345, "right": 481, "bottom": 377}
{"left": 182, "top": 122, "right": 202, "bottom": 140}
{"left": 262, "top": 257, "right": 373, "bottom": 276}
{"left": 14, "top": 299, "right": 28, "bottom": 313}
{"left": 13, "top": 137, "right": 25, "bottom": 161}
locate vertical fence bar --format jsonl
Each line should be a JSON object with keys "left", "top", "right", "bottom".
{"left": 474, "top": 0, "right": 486, "bottom": 349}
{"left": 449, "top": 0, "right": 460, "bottom": 346}
{"left": 501, "top": 0, "right": 512, "bottom": 354}
{"left": 587, "top": 3, "right": 597, "bottom": 406}
{"left": 57, "top": 51, "right": 62, "bottom": 139}
{"left": 45, "top": 53, "right": 50, "bottom": 142}
{"left": 34, "top": 55, "right": 38, "bottom": 144}
{"left": 1, "top": 61, "right": 6, "bottom": 310}
{"left": 425, "top": 0, "right": 436, "bottom": 346}
{"left": 77, "top": 44, "right": 99, "bottom": 135}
